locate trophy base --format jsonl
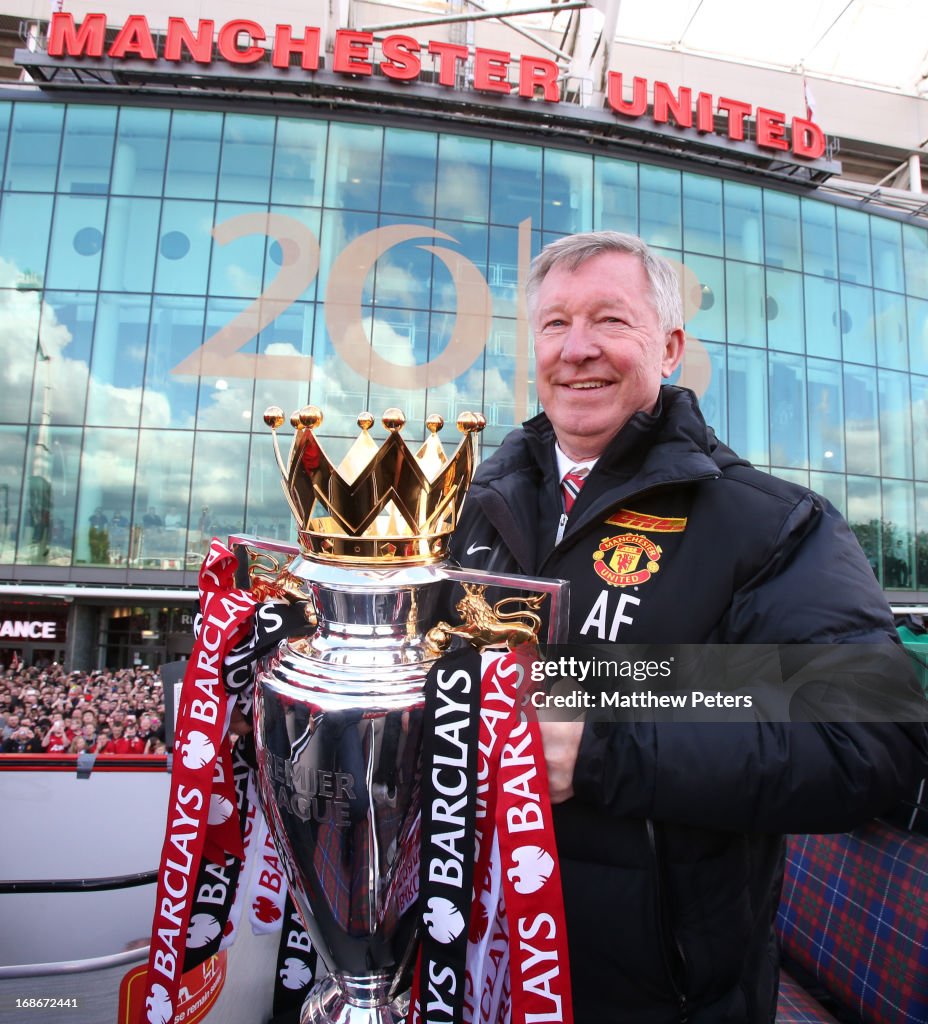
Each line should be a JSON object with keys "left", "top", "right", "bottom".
{"left": 300, "top": 973, "right": 408, "bottom": 1024}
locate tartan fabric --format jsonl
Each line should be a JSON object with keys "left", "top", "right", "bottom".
{"left": 776, "top": 822, "right": 928, "bottom": 1024}
{"left": 776, "top": 970, "right": 839, "bottom": 1024}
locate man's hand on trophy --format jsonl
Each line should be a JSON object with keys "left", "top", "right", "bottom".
{"left": 538, "top": 720, "right": 584, "bottom": 803}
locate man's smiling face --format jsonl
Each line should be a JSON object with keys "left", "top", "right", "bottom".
{"left": 532, "top": 251, "right": 685, "bottom": 461}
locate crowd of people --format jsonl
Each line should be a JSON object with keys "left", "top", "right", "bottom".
{"left": 0, "top": 662, "right": 167, "bottom": 755}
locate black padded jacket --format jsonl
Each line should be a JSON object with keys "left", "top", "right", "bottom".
{"left": 449, "top": 386, "right": 928, "bottom": 1024}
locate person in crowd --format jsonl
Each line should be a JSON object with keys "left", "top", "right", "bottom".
{"left": 42, "top": 718, "right": 70, "bottom": 753}
{"left": 2, "top": 722, "right": 42, "bottom": 753}
{"left": 117, "top": 721, "right": 145, "bottom": 755}
{"left": 450, "top": 230, "right": 928, "bottom": 1024}
{"left": 1, "top": 711, "right": 19, "bottom": 742}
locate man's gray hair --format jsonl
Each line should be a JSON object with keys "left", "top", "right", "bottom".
{"left": 525, "top": 231, "right": 684, "bottom": 333}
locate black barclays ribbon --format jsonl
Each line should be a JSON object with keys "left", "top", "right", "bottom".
{"left": 414, "top": 646, "right": 483, "bottom": 1024}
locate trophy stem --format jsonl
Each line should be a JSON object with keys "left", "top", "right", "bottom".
{"left": 300, "top": 973, "right": 407, "bottom": 1024}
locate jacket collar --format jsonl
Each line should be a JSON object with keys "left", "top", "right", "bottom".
{"left": 467, "top": 386, "right": 726, "bottom": 558}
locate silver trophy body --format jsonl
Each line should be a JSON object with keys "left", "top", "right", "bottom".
{"left": 248, "top": 406, "right": 562, "bottom": 1024}
{"left": 254, "top": 557, "right": 445, "bottom": 1024}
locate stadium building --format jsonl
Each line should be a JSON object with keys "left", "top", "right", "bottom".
{"left": 1, "top": 0, "right": 927, "bottom": 669}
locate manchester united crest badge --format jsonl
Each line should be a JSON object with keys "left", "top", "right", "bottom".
{"left": 593, "top": 533, "right": 662, "bottom": 587}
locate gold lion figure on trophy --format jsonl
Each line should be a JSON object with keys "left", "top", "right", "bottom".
{"left": 426, "top": 583, "right": 545, "bottom": 653}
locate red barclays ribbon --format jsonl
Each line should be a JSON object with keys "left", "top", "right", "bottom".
{"left": 139, "top": 541, "right": 256, "bottom": 1024}
{"left": 409, "top": 648, "right": 573, "bottom": 1024}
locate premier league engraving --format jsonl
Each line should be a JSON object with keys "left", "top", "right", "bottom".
{"left": 252, "top": 406, "right": 486, "bottom": 1024}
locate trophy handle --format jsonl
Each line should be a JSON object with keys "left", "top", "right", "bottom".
{"left": 426, "top": 584, "right": 547, "bottom": 654}
{"left": 228, "top": 534, "right": 318, "bottom": 623}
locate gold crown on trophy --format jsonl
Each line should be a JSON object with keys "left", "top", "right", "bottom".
{"left": 263, "top": 405, "right": 486, "bottom": 564}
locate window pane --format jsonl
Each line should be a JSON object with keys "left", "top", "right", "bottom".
{"left": 836, "top": 207, "right": 872, "bottom": 285}
{"left": 197, "top": 298, "right": 256, "bottom": 430}
{"left": 373, "top": 215, "right": 436, "bottom": 312}
{"left": 218, "top": 114, "right": 274, "bottom": 204}
{"left": 489, "top": 224, "right": 538, "bottom": 320}
{"left": 436, "top": 134, "right": 490, "bottom": 223}
{"left": 695, "top": 340, "right": 726, "bottom": 442}
{"left": 6, "top": 104, "right": 63, "bottom": 192}
{"left": 840, "top": 283, "right": 875, "bottom": 365}
{"left": 871, "top": 216, "right": 904, "bottom": 293}
{"left": 434, "top": 219, "right": 489, "bottom": 314}
{"left": 317, "top": 210, "right": 379, "bottom": 315}
{"left": 763, "top": 190, "right": 801, "bottom": 270}
{"left": 112, "top": 107, "right": 169, "bottom": 196}
{"left": 483, "top": 320, "right": 523, "bottom": 448}
{"left": 903, "top": 223, "right": 928, "bottom": 299}
{"left": 769, "top": 352, "right": 807, "bottom": 468}
{"left": 878, "top": 369, "right": 913, "bottom": 479}
{"left": 165, "top": 110, "right": 222, "bottom": 199}
{"left": 381, "top": 128, "right": 436, "bottom": 218}
{"left": 16, "top": 424, "right": 80, "bottom": 567}
{"left": 45, "top": 195, "right": 107, "bottom": 291}
{"left": 251, "top": 300, "right": 313, "bottom": 432}
{"left": 543, "top": 149, "right": 592, "bottom": 235}
{"left": 308, "top": 314, "right": 369, "bottom": 435}
{"left": 0, "top": 425, "right": 26, "bottom": 562}
{"left": 846, "top": 475, "right": 881, "bottom": 583}
{"left": 209, "top": 202, "right": 268, "bottom": 298}
{"left": 188, "top": 432, "right": 251, "bottom": 556}
{"left": 31, "top": 292, "right": 95, "bottom": 429}
{"left": 913, "top": 376, "right": 928, "bottom": 482}
{"left": 0, "top": 290, "right": 40, "bottom": 422}
{"left": 882, "top": 479, "right": 914, "bottom": 589}
{"left": 325, "top": 122, "right": 383, "bottom": 211}
{"left": 843, "top": 364, "right": 879, "bottom": 476}
{"left": 594, "top": 157, "right": 637, "bottom": 233}
{"left": 271, "top": 117, "right": 326, "bottom": 207}
{"left": 100, "top": 197, "right": 160, "bottom": 292}
{"left": 683, "top": 254, "right": 725, "bottom": 343}
{"left": 367, "top": 308, "right": 430, "bottom": 423}
{"left": 142, "top": 296, "right": 205, "bottom": 429}
{"left": 804, "top": 275, "right": 841, "bottom": 359}
{"left": 725, "top": 262, "right": 765, "bottom": 346}
{"left": 640, "top": 165, "right": 680, "bottom": 249}
{"left": 0, "top": 192, "right": 53, "bottom": 281}
{"left": 727, "top": 346, "right": 768, "bottom": 465}
{"left": 58, "top": 106, "right": 116, "bottom": 195}
{"left": 266, "top": 205, "right": 322, "bottom": 304}
{"left": 130, "top": 430, "right": 194, "bottom": 569}
{"left": 772, "top": 468, "right": 809, "bottom": 488}
{"left": 873, "top": 290, "right": 907, "bottom": 370}
{"left": 916, "top": 483, "right": 928, "bottom": 589}
{"left": 86, "top": 294, "right": 150, "bottom": 428}
{"left": 765, "top": 268, "right": 803, "bottom": 353}
{"left": 810, "top": 472, "right": 846, "bottom": 518}
{"left": 801, "top": 199, "right": 837, "bottom": 278}
{"left": 807, "top": 358, "right": 844, "bottom": 472}
{"left": 724, "top": 181, "right": 763, "bottom": 263}
{"left": 490, "top": 140, "right": 541, "bottom": 228}
{"left": 0, "top": 102, "right": 10, "bottom": 183}
{"left": 155, "top": 200, "right": 215, "bottom": 296}
{"left": 682, "top": 173, "right": 722, "bottom": 256}
{"left": 245, "top": 431, "right": 294, "bottom": 543}
{"left": 75, "top": 428, "right": 139, "bottom": 566}
{"left": 908, "top": 297, "right": 928, "bottom": 375}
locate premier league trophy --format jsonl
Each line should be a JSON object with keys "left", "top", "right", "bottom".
{"left": 250, "top": 405, "right": 494, "bottom": 1024}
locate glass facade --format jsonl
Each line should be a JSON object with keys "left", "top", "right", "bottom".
{"left": 1, "top": 97, "right": 928, "bottom": 592}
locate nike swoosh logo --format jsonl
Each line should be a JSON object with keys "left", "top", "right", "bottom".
{"left": 466, "top": 543, "right": 492, "bottom": 555}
